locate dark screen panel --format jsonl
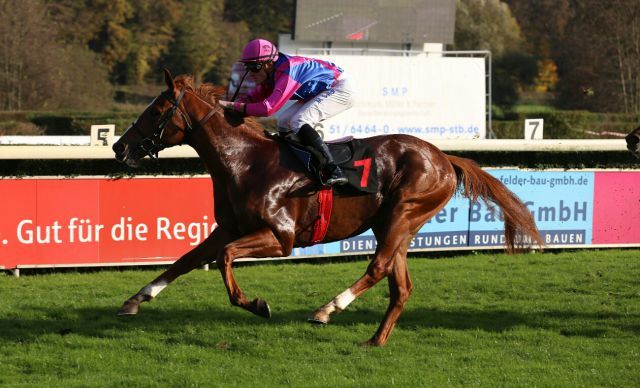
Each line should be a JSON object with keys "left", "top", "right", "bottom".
{"left": 294, "top": 0, "right": 456, "bottom": 44}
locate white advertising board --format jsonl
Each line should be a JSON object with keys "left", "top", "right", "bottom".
{"left": 309, "top": 55, "right": 486, "bottom": 140}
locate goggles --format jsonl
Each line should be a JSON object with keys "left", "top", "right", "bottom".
{"left": 244, "top": 61, "right": 267, "bottom": 73}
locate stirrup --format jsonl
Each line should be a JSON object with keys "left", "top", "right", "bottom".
{"left": 325, "top": 167, "right": 348, "bottom": 186}
{"left": 326, "top": 176, "right": 348, "bottom": 186}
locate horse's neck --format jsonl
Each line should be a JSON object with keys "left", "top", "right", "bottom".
{"left": 182, "top": 96, "right": 265, "bottom": 181}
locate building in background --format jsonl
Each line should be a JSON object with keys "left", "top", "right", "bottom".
{"left": 290, "top": 0, "right": 455, "bottom": 55}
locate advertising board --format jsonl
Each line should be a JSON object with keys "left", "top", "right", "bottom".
{"left": 228, "top": 55, "right": 487, "bottom": 141}
{"left": 0, "top": 178, "right": 214, "bottom": 269}
{"left": 311, "top": 55, "right": 487, "bottom": 141}
{"left": 1, "top": 170, "right": 638, "bottom": 270}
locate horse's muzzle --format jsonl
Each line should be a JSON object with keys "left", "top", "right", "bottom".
{"left": 625, "top": 133, "right": 640, "bottom": 158}
{"left": 112, "top": 141, "right": 141, "bottom": 167}
{"left": 626, "top": 133, "right": 639, "bottom": 151}
{"left": 113, "top": 142, "right": 126, "bottom": 162}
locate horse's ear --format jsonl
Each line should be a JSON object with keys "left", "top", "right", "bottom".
{"left": 163, "top": 68, "right": 175, "bottom": 91}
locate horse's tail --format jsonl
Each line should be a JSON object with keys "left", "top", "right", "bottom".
{"left": 446, "top": 155, "right": 543, "bottom": 253}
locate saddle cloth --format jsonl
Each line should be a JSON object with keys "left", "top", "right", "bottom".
{"left": 270, "top": 131, "right": 378, "bottom": 194}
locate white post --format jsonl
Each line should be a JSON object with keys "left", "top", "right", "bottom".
{"left": 90, "top": 124, "right": 115, "bottom": 146}
{"left": 524, "top": 119, "right": 544, "bottom": 140}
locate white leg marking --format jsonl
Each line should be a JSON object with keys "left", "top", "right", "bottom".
{"left": 334, "top": 289, "right": 356, "bottom": 310}
{"left": 321, "top": 288, "right": 356, "bottom": 314}
{"left": 140, "top": 280, "right": 168, "bottom": 298}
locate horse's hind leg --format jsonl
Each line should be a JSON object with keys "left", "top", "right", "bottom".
{"left": 117, "top": 228, "right": 231, "bottom": 316}
{"left": 310, "top": 182, "right": 454, "bottom": 345}
{"left": 308, "top": 233, "right": 412, "bottom": 336}
{"left": 308, "top": 208, "right": 421, "bottom": 327}
{"left": 365, "top": 240, "right": 413, "bottom": 346}
{"left": 308, "top": 240, "right": 398, "bottom": 325}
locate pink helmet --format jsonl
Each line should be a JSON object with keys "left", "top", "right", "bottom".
{"left": 241, "top": 39, "right": 278, "bottom": 63}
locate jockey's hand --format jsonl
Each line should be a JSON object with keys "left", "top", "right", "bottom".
{"left": 218, "top": 100, "right": 247, "bottom": 116}
{"left": 218, "top": 100, "right": 234, "bottom": 110}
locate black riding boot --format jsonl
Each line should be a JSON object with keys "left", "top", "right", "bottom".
{"left": 298, "top": 124, "right": 348, "bottom": 185}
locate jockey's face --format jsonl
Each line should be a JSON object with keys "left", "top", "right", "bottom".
{"left": 247, "top": 61, "right": 273, "bottom": 84}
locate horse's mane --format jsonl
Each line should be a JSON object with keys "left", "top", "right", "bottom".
{"left": 174, "top": 75, "right": 224, "bottom": 105}
{"left": 173, "top": 74, "right": 263, "bottom": 132}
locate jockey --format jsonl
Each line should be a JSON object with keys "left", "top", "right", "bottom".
{"left": 218, "top": 38, "right": 353, "bottom": 186}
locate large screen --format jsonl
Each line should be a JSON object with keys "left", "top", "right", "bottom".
{"left": 293, "top": 0, "right": 456, "bottom": 44}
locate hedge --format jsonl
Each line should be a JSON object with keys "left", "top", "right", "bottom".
{"left": 493, "top": 111, "right": 639, "bottom": 139}
{"left": 1, "top": 150, "right": 636, "bottom": 178}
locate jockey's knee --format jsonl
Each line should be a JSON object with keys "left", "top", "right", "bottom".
{"left": 290, "top": 114, "right": 315, "bottom": 132}
{"left": 276, "top": 118, "right": 291, "bottom": 132}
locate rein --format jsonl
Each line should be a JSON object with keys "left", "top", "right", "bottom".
{"left": 230, "top": 70, "right": 249, "bottom": 102}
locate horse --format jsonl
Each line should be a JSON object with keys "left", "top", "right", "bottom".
{"left": 112, "top": 69, "right": 543, "bottom": 346}
{"left": 625, "top": 125, "right": 640, "bottom": 158}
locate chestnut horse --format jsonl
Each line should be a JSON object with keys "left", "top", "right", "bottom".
{"left": 112, "top": 70, "right": 542, "bottom": 346}
{"left": 625, "top": 125, "right": 640, "bottom": 158}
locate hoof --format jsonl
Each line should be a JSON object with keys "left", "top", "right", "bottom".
{"left": 116, "top": 300, "right": 140, "bottom": 316}
{"left": 307, "top": 317, "right": 328, "bottom": 325}
{"left": 360, "top": 339, "right": 376, "bottom": 347}
{"left": 361, "top": 338, "right": 384, "bottom": 347}
{"left": 252, "top": 298, "right": 271, "bottom": 319}
{"left": 308, "top": 309, "right": 329, "bottom": 325}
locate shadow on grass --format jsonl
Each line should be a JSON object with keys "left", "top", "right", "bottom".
{"left": 1, "top": 304, "right": 638, "bottom": 344}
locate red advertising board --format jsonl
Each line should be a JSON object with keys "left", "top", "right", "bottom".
{"left": 0, "top": 177, "right": 214, "bottom": 269}
{"left": 592, "top": 171, "right": 640, "bottom": 244}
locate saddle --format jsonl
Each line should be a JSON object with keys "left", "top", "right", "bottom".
{"left": 267, "top": 131, "right": 378, "bottom": 193}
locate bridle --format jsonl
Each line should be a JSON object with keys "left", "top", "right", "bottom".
{"left": 128, "top": 87, "right": 216, "bottom": 160}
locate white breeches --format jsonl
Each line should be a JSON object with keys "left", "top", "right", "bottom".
{"left": 276, "top": 73, "right": 355, "bottom": 133}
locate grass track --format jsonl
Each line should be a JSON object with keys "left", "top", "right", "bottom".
{"left": 1, "top": 250, "right": 639, "bottom": 387}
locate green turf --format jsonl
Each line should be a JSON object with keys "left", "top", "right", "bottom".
{"left": 1, "top": 250, "right": 639, "bottom": 387}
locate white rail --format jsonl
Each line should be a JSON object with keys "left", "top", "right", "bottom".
{"left": 0, "top": 139, "right": 626, "bottom": 159}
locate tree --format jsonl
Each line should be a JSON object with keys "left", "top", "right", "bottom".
{"left": 606, "top": 0, "right": 640, "bottom": 113}
{"left": 551, "top": 0, "right": 640, "bottom": 113}
{"left": 504, "top": 0, "right": 571, "bottom": 95}
{"left": 493, "top": 51, "right": 539, "bottom": 109}
{"left": 223, "top": 0, "right": 293, "bottom": 42}
{"left": 454, "top": 0, "right": 523, "bottom": 57}
{"left": 506, "top": 0, "right": 640, "bottom": 113}
{"left": 90, "top": 0, "right": 134, "bottom": 81}
{"left": 123, "top": 0, "right": 184, "bottom": 84}
{"left": 162, "top": 0, "right": 225, "bottom": 84}
{"left": 504, "top": 0, "right": 572, "bottom": 59}
{"left": 0, "top": 0, "right": 112, "bottom": 110}
{"left": 454, "top": 0, "right": 537, "bottom": 111}
{"left": 203, "top": 21, "right": 251, "bottom": 85}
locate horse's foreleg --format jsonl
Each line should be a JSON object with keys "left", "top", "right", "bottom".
{"left": 218, "top": 227, "right": 287, "bottom": 318}
{"left": 117, "top": 228, "right": 230, "bottom": 316}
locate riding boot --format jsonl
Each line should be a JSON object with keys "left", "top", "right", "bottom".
{"left": 298, "top": 124, "right": 348, "bottom": 186}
